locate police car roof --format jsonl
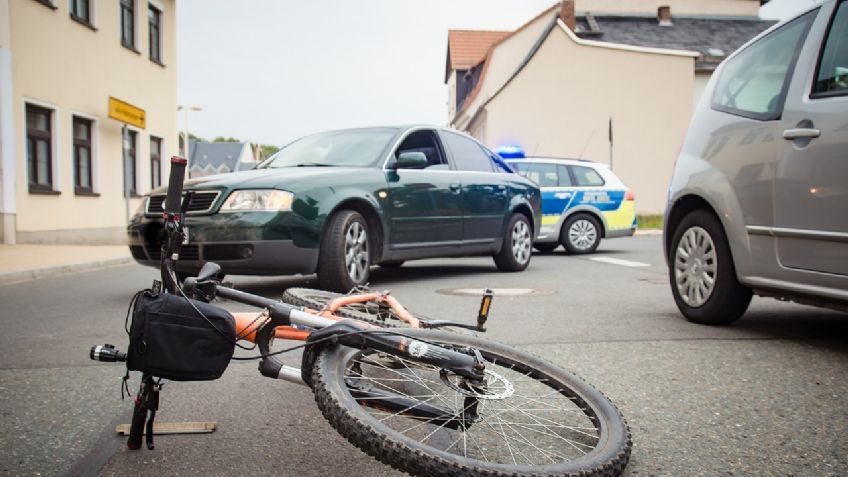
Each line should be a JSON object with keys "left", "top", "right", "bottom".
{"left": 507, "top": 157, "right": 598, "bottom": 165}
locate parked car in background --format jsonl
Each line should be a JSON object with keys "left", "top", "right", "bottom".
{"left": 506, "top": 157, "right": 636, "bottom": 254}
{"left": 664, "top": 0, "right": 848, "bottom": 324}
{"left": 128, "top": 126, "right": 541, "bottom": 292}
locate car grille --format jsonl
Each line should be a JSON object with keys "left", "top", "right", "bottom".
{"left": 144, "top": 244, "right": 200, "bottom": 262}
{"left": 146, "top": 191, "right": 221, "bottom": 215}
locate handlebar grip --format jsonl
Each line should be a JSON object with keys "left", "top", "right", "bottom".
{"left": 127, "top": 396, "right": 147, "bottom": 450}
{"left": 164, "top": 156, "right": 188, "bottom": 216}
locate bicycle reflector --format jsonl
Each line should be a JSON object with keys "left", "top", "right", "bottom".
{"left": 477, "top": 289, "right": 493, "bottom": 332}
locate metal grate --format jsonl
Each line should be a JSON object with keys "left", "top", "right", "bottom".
{"left": 144, "top": 244, "right": 200, "bottom": 262}
{"left": 146, "top": 191, "right": 221, "bottom": 215}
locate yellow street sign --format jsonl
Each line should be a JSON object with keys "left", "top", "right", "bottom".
{"left": 108, "top": 97, "right": 146, "bottom": 129}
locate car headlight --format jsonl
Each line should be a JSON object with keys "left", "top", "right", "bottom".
{"left": 220, "top": 189, "right": 294, "bottom": 212}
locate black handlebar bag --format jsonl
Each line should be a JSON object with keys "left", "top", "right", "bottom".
{"left": 127, "top": 291, "right": 236, "bottom": 381}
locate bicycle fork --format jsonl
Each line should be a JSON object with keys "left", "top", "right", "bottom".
{"left": 302, "top": 319, "right": 487, "bottom": 430}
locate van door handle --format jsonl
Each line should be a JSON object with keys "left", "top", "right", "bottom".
{"left": 783, "top": 128, "right": 820, "bottom": 140}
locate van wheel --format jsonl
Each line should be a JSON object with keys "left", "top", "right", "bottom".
{"left": 561, "top": 214, "right": 601, "bottom": 254}
{"left": 669, "top": 209, "right": 751, "bottom": 325}
{"left": 317, "top": 210, "right": 371, "bottom": 292}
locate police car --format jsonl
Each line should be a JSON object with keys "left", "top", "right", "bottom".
{"left": 505, "top": 156, "right": 636, "bottom": 254}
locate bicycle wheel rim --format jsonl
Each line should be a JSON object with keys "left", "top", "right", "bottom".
{"left": 312, "top": 329, "right": 630, "bottom": 477}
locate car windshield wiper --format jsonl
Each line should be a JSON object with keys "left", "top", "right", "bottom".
{"left": 291, "top": 163, "right": 335, "bottom": 167}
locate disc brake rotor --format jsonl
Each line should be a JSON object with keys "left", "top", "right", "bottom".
{"left": 439, "top": 369, "right": 514, "bottom": 400}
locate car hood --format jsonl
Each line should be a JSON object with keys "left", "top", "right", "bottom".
{"left": 149, "top": 167, "right": 378, "bottom": 195}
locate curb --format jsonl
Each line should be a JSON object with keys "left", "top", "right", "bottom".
{"left": 634, "top": 229, "right": 663, "bottom": 236}
{"left": 0, "top": 257, "right": 135, "bottom": 286}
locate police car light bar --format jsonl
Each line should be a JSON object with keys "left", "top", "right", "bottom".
{"left": 496, "top": 145, "right": 525, "bottom": 159}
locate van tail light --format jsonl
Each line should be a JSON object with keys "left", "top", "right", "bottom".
{"left": 624, "top": 191, "right": 635, "bottom": 201}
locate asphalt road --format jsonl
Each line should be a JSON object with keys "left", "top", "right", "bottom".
{"left": 1, "top": 235, "right": 846, "bottom": 476}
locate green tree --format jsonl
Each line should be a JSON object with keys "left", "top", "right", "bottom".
{"left": 259, "top": 144, "right": 280, "bottom": 159}
{"left": 213, "top": 136, "right": 241, "bottom": 143}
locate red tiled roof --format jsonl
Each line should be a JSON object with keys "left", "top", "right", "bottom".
{"left": 447, "top": 30, "right": 511, "bottom": 71}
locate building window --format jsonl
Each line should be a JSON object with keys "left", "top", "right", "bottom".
{"left": 26, "top": 105, "right": 55, "bottom": 193}
{"left": 69, "top": 0, "right": 93, "bottom": 27}
{"left": 149, "top": 4, "right": 162, "bottom": 64}
{"left": 73, "top": 117, "right": 94, "bottom": 194}
{"left": 120, "top": 0, "right": 136, "bottom": 50}
{"left": 125, "top": 129, "right": 138, "bottom": 196}
{"left": 150, "top": 136, "right": 162, "bottom": 188}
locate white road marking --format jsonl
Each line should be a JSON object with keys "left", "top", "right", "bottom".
{"left": 588, "top": 256, "right": 651, "bottom": 268}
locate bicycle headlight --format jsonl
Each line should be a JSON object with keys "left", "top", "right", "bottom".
{"left": 220, "top": 189, "right": 294, "bottom": 212}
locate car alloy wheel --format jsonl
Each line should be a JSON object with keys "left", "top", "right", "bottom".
{"left": 344, "top": 221, "right": 369, "bottom": 284}
{"left": 511, "top": 219, "right": 532, "bottom": 265}
{"left": 673, "top": 226, "right": 716, "bottom": 307}
{"left": 494, "top": 213, "right": 533, "bottom": 272}
{"left": 568, "top": 218, "right": 597, "bottom": 251}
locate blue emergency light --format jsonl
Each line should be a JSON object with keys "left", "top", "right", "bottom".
{"left": 496, "top": 145, "right": 525, "bottom": 159}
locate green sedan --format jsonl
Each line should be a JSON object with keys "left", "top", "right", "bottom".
{"left": 128, "top": 126, "right": 541, "bottom": 292}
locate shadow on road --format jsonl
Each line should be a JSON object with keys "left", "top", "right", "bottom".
{"left": 707, "top": 306, "right": 848, "bottom": 353}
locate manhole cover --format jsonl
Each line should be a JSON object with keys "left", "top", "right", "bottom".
{"left": 436, "top": 288, "right": 554, "bottom": 297}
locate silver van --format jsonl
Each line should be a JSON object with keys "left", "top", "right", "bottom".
{"left": 664, "top": 0, "right": 848, "bottom": 324}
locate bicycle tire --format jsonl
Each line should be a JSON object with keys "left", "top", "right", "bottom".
{"left": 311, "top": 329, "right": 631, "bottom": 477}
{"left": 282, "top": 287, "right": 409, "bottom": 327}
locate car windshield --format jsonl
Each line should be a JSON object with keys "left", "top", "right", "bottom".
{"left": 260, "top": 128, "right": 397, "bottom": 168}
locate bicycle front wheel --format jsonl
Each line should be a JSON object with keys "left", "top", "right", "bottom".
{"left": 311, "top": 329, "right": 630, "bottom": 477}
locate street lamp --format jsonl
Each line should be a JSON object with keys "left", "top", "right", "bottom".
{"left": 177, "top": 105, "right": 202, "bottom": 159}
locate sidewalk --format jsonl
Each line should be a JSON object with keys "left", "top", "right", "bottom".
{"left": 0, "top": 244, "right": 133, "bottom": 286}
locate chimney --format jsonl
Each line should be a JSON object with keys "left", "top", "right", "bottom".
{"left": 560, "top": 1, "right": 576, "bottom": 32}
{"left": 657, "top": 5, "right": 672, "bottom": 26}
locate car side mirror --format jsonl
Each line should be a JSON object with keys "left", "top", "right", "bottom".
{"left": 393, "top": 151, "right": 428, "bottom": 169}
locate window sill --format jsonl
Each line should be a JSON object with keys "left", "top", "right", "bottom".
{"left": 33, "top": 0, "right": 57, "bottom": 10}
{"left": 70, "top": 14, "right": 97, "bottom": 31}
{"left": 29, "top": 187, "right": 61, "bottom": 195}
{"left": 149, "top": 57, "right": 166, "bottom": 68}
{"left": 121, "top": 42, "right": 141, "bottom": 55}
{"left": 75, "top": 189, "right": 100, "bottom": 197}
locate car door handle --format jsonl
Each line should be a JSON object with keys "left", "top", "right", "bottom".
{"left": 449, "top": 184, "right": 461, "bottom": 194}
{"left": 783, "top": 128, "right": 820, "bottom": 140}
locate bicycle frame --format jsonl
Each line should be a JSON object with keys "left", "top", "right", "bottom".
{"left": 103, "top": 154, "right": 486, "bottom": 448}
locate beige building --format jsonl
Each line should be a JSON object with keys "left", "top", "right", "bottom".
{"left": 447, "top": 0, "right": 774, "bottom": 213}
{"left": 0, "top": 0, "right": 178, "bottom": 244}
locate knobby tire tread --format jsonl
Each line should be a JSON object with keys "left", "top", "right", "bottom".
{"left": 311, "top": 330, "right": 631, "bottom": 477}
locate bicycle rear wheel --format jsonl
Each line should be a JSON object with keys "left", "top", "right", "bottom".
{"left": 282, "top": 287, "right": 412, "bottom": 327}
{"left": 311, "top": 329, "right": 630, "bottom": 477}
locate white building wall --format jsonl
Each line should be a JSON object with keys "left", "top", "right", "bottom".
{"left": 483, "top": 23, "right": 696, "bottom": 214}
{"left": 453, "top": 8, "right": 557, "bottom": 130}
{"left": 7, "top": 0, "right": 178, "bottom": 244}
